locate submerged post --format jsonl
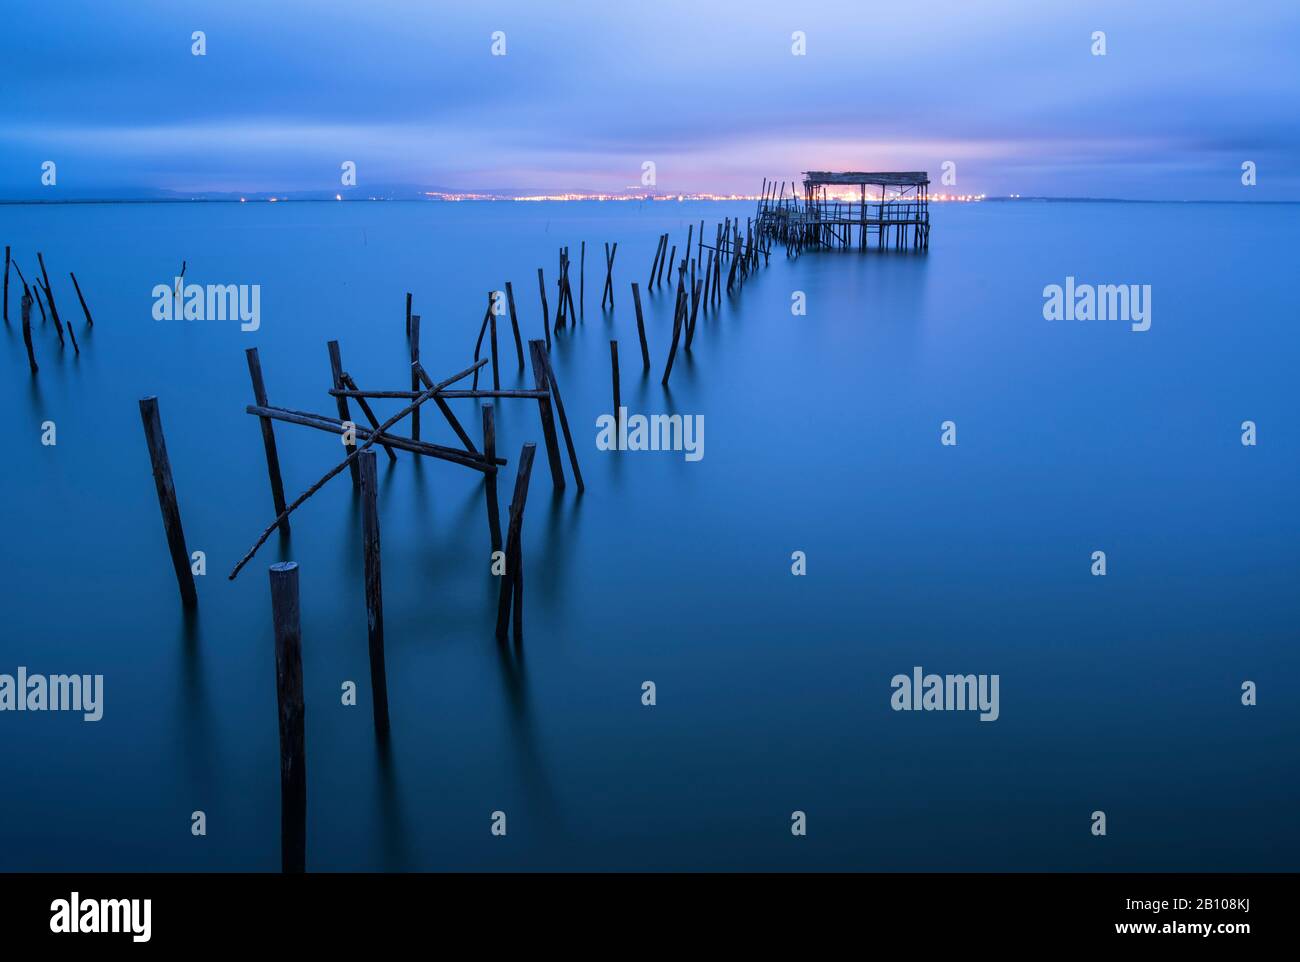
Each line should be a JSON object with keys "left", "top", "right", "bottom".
{"left": 357, "top": 451, "right": 390, "bottom": 737}
{"left": 20, "top": 290, "right": 38, "bottom": 373}
{"left": 328, "top": 340, "right": 361, "bottom": 489}
{"left": 527, "top": 340, "right": 565, "bottom": 491}
{"left": 269, "top": 561, "right": 306, "bottom": 874}
{"left": 139, "top": 396, "right": 198, "bottom": 608}
{"left": 246, "top": 348, "right": 290, "bottom": 533}
{"left": 631, "top": 283, "right": 650, "bottom": 370}
{"left": 495, "top": 443, "right": 538, "bottom": 643}
{"left": 482, "top": 403, "right": 502, "bottom": 553}
{"left": 408, "top": 315, "right": 421, "bottom": 442}
{"left": 610, "top": 340, "right": 621, "bottom": 447}
{"left": 69, "top": 272, "right": 93, "bottom": 327}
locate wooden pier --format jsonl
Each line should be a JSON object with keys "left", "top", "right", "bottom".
{"left": 756, "top": 171, "right": 930, "bottom": 252}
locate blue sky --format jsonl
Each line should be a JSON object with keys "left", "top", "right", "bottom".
{"left": 2, "top": 0, "right": 1297, "bottom": 199}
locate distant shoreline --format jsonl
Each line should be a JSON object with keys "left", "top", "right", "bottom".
{"left": 1, "top": 196, "right": 1296, "bottom": 206}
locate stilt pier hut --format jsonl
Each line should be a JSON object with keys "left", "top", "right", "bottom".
{"left": 755, "top": 171, "right": 930, "bottom": 251}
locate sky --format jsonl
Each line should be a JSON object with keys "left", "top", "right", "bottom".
{"left": 2, "top": 0, "right": 1298, "bottom": 200}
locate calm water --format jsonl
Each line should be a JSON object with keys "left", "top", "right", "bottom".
{"left": 1, "top": 199, "right": 1297, "bottom": 871}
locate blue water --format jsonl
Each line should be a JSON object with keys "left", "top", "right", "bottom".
{"left": 1, "top": 199, "right": 1297, "bottom": 870}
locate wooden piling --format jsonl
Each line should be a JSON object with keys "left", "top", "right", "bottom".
{"left": 69, "top": 272, "right": 93, "bottom": 327}
{"left": 408, "top": 315, "right": 421, "bottom": 442}
{"left": 631, "top": 283, "right": 650, "bottom": 370}
{"left": 527, "top": 340, "right": 565, "bottom": 491}
{"left": 504, "top": 282, "right": 525, "bottom": 369}
{"left": 20, "top": 290, "right": 37, "bottom": 374}
{"left": 405, "top": 292, "right": 412, "bottom": 338}
{"left": 328, "top": 340, "right": 362, "bottom": 488}
{"left": 482, "top": 404, "right": 502, "bottom": 553}
{"left": 268, "top": 561, "right": 306, "bottom": 874}
{"left": 537, "top": 268, "right": 550, "bottom": 350}
{"left": 489, "top": 307, "right": 501, "bottom": 391}
{"left": 494, "top": 443, "right": 538, "bottom": 643}
{"left": 36, "top": 252, "right": 62, "bottom": 331}
{"left": 357, "top": 451, "right": 391, "bottom": 737}
{"left": 685, "top": 279, "right": 702, "bottom": 351}
{"left": 139, "top": 396, "right": 198, "bottom": 608}
{"left": 661, "top": 287, "right": 685, "bottom": 386}
{"left": 534, "top": 341, "right": 585, "bottom": 493}
{"left": 246, "top": 348, "right": 291, "bottom": 531}
{"left": 610, "top": 340, "right": 621, "bottom": 446}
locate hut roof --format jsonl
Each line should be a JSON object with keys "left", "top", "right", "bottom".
{"left": 802, "top": 171, "right": 930, "bottom": 187}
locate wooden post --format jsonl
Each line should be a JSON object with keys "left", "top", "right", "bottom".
{"left": 661, "top": 286, "right": 685, "bottom": 386}
{"left": 246, "top": 348, "right": 291, "bottom": 532}
{"left": 139, "top": 396, "right": 198, "bottom": 608}
{"left": 504, "top": 282, "right": 524, "bottom": 369}
{"left": 69, "top": 272, "right": 93, "bottom": 327}
{"left": 685, "top": 279, "right": 702, "bottom": 351}
{"left": 328, "top": 340, "right": 361, "bottom": 488}
{"left": 3, "top": 245, "right": 9, "bottom": 324}
{"left": 534, "top": 341, "right": 585, "bottom": 493}
{"left": 268, "top": 561, "right": 306, "bottom": 874}
{"left": 405, "top": 292, "right": 412, "bottom": 338}
{"left": 482, "top": 404, "right": 502, "bottom": 552}
{"left": 20, "top": 289, "right": 37, "bottom": 373}
{"left": 537, "top": 268, "right": 550, "bottom": 350}
{"left": 36, "top": 252, "right": 62, "bottom": 331}
{"left": 358, "top": 451, "right": 390, "bottom": 737}
{"left": 631, "top": 283, "right": 650, "bottom": 370}
{"left": 489, "top": 306, "right": 501, "bottom": 391}
{"left": 610, "top": 340, "right": 621, "bottom": 448}
{"left": 408, "top": 315, "right": 421, "bottom": 442}
{"left": 527, "top": 340, "right": 565, "bottom": 491}
{"left": 495, "top": 443, "right": 537, "bottom": 643}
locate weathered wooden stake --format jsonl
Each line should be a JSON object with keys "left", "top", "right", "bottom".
{"left": 408, "top": 315, "right": 421, "bottom": 442}
{"left": 328, "top": 340, "right": 361, "bottom": 489}
{"left": 495, "top": 443, "right": 537, "bottom": 643}
{"left": 268, "top": 561, "right": 306, "bottom": 874}
{"left": 36, "top": 252, "right": 62, "bottom": 331}
{"left": 482, "top": 404, "right": 502, "bottom": 552}
{"left": 631, "top": 282, "right": 650, "bottom": 370}
{"left": 139, "top": 396, "right": 198, "bottom": 608}
{"left": 246, "top": 348, "right": 291, "bottom": 531}
{"left": 489, "top": 308, "right": 501, "bottom": 391}
{"left": 69, "top": 272, "right": 93, "bottom": 327}
{"left": 685, "top": 279, "right": 702, "bottom": 351}
{"left": 537, "top": 268, "right": 550, "bottom": 350}
{"left": 405, "top": 292, "right": 412, "bottom": 338}
{"left": 661, "top": 287, "right": 685, "bottom": 386}
{"left": 527, "top": 340, "right": 565, "bottom": 491}
{"left": 534, "top": 341, "right": 585, "bottom": 493}
{"left": 610, "top": 340, "right": 621, "bottom": 447}
{"left": 358, "top": 451, "right": 391, "bottom": 737}
{"left": 20, "top": 290, "right": 37, "bottom": 373}
{"left": 504, "top": 282, "right": 524, "bottom": 369}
